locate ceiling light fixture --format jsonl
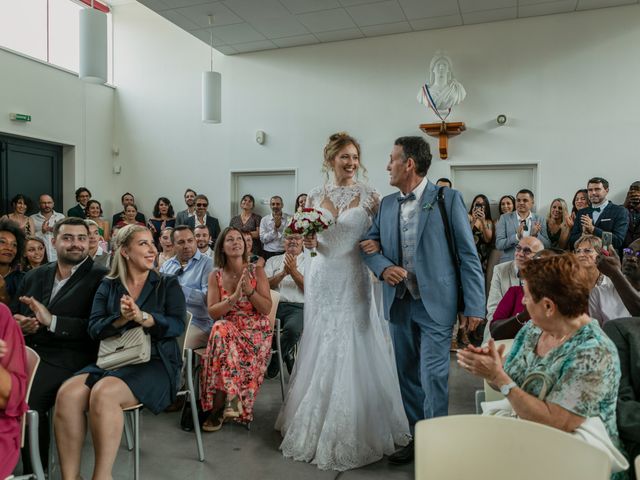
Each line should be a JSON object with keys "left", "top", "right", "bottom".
{"left": 79, "top": 0, "right": 108, "bottom": 83}
{"left": 202, "top": 15, "right": 221, "bottom": 124}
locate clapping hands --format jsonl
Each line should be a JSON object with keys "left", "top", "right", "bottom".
{"left": 120, "top": 295, "right": 142, "bottom": 323}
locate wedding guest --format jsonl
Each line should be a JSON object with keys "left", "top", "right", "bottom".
{"left": 435, "top": 178, "right": 452, "bottom": 188}
{"left": 186, "top": 195, "right": 220, "bottom": 245}
{"left": 200, "top": 227, "right": 272, "bottom": 431}
{"left": 468, "top": 194, "right": 495, "bottom": 272}
{"left": 574, "top": 234, "right": 604, "bottom": 288}
{"left": 569, "top": 177, "right": 629, "bottom": 253}
{"left": 495, "top": 189, "right": 549, "bottom": 263}
{"left": 1, "top": 194, "right": 36, "bottom": 236}
{"left": 176, "top": 188, "right": 197, "bottom": 226}
{"left": 243, "top": 231, "right": 265, "bottom": 267}
{"left": 0, "top": 219, "right": 25, "bottom": 306}
{"left": 498, "top": 194, "right": 516, "bottom": 217}
{"left": 458, "top": 254, "right": 624, "bottom": 480}
{"left": 264, "top": 233, "right": 305, "bottom": 378}
{"left": 597, "top": 242, "right": 640, "bottom": 317}
{"left": 112, "top": 204, "right": 145, "bottom": 234}
{"left": 0, "top": 302, "right": 28, "bottom": 478}
{"left": 111, "top": 193, "right": 146, "bottom": 227}
{"left": 294, "top": 194, "right": 307, "bottom": 213}
{"left": 229, "top": 194, "right": 261, "bottom": 254}
{"left": 623, "top": 183, "right": 640, "bottom": 247}
{"left": 571, "top": 188, "right": 590, "bottom": 219}
{"left": 148, "top": 197, "right": 176, "bottom": 248}
{"left": 21, "top": 236, "right": 47, "bottom": 272}
{"left": 85, "top": 200, "right": 110, "bottom": 244}
{"left": 157, "top": 227, "right": 175, "bottom": 268}
{"left": 195, "top": 224, "right": 214, "bottom": 259}
{"left": 30, "top": 194, "right": 65, "bottom": 262}
{"left": 13, "top": 217, "right": 107, "bottom": 474}
{"left": 546, "top": 198, "right": 573, "bottom": 250}
{"left": 54, "top": 225, "right": 185, "bottom": 480}
{"left": 86, "top": 220, "right": 111, "bottom": 269}
{"left": 259, "top": 196, "right": 290, "bottom": 260}
{"left": 67, "top": 187, "right": 91, "bottom": 218}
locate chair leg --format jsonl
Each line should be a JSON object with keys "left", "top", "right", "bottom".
{"left": 276, "top": 319, "right": 285, "bottom": 400}
{"left": 133, "top": 409, "right": 140, "bottom": 480}
{"left": 27, "top": 411, "right": 46, "bottom": 480}
{"left": 48, "top": 407, "right": 56, "bottom": 477}
{"left": 186, "top": 349, "right": 205, "bottom": 462}
{"left": 124, "top": 411, "right": 134, "bottom": 451}
{"left": 475, "top": 390, "right": 486, "bottom": 415}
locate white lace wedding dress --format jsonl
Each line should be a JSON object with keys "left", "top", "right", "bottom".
{"left": 275, "top": 182, "right": 410, "bottom": 471}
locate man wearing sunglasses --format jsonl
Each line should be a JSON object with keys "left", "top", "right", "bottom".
{"left": 185, "top": 194, "right": 220, "bottom": 245}
{"left": 483, "top": 236, "right": 544, "bottom": 342}
{"left": 495, "top": 189, "right": 549, "bottom": 263}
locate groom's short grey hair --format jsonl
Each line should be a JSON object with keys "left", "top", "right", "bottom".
{"left": 394, "top": 136, "right": 432, "bottom": 177}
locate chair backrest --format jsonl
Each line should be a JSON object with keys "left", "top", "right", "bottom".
{"left": 635, "top": 455, "right": 639, "bottom": 480}
{"left": 181, "top": 311, "right": 198, "bottom": 353}
{"left": 415, "top": 415, "right": 611, "bottom": 480}
{"left": 21, "top": 347, "right": 41, "bottom": 447}
{"left": 483, "top": 339, "right": 515, "bottom": 403}
{"left": 268, "top": 290, "right": 280, "bottom": 330}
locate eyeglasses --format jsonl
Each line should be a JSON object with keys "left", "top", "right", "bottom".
{"left": 515, "top": 245, "right": 534, "bottom": 255}
{"left": 622, "top": 248, "right": 640, "bottom": 259}
{"left": 196, "top": 203, "right": 208, "bottom": 207}
{"left": 575, "top": 248, "right": 596, "bottom": 255}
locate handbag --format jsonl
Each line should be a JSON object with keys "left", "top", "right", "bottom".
{"left": 481, "top": 371, "right": 629, "bottom": 473}
{"left": 436, "top": 187, "right": 465, "bottom": 313}
{"left": 97, "top": 325, "right": 151, "bottom": 370}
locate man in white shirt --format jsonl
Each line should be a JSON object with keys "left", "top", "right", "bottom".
{"left": 495, "top": 189, "right": 549, "bottom": 263}
{"left": 483, "top": 236, "right": 544, "bottom": 342}
{"left": 260, "top": 196, "right": 290, "bottom": 260}
{"left": 264, "top": 233, "right": 304, "bottom": 378}
{"left": 30, "top": 194, "right": 65, "bottom": 262}
{"left": 194, "top": 224, "right": 214, "bottom": 258}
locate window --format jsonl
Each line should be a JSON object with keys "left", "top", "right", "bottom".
{"left": 0, "top": 0, "right": 113, "bottom": 83}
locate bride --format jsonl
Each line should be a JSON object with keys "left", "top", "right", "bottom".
{"left": 275, "top": 132, "right": 410, "bottom": 471}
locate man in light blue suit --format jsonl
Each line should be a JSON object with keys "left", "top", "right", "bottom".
{"left": 361, "top": 136, "right": 485, "bottom": 465}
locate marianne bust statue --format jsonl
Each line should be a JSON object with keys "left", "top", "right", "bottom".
{"left": 417, "top": 52, "right": 466, "bottom": 113}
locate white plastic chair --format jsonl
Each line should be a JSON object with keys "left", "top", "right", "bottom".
{"left": 268, "top": 290, "right": 285, "bottom": 400}
{"left": 415, "top": 415, "right": 611, "bottom": 480}
{"left": 635, "top": 455, "right": 639, "bottom": 480}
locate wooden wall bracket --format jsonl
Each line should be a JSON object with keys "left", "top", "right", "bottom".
{"left": 419, "top": 121, "right": 466, "bottom": 160}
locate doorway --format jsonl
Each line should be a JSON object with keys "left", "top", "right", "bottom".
{"left": 0, "top": 133, "right": 63, "bottom": 216}
{"left": 230, "top": 170, "right": 298, "bottom": 219}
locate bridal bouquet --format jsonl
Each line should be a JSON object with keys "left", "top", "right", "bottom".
{"left": 285, "top": 208, "right": 332, "bottom": 257}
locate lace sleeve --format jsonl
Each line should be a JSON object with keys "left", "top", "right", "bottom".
{"left": 361, "top": 183, "right": 381, "bottom": 218}
{"left": 306, "top": 185, "right": 325, "bottom": 209}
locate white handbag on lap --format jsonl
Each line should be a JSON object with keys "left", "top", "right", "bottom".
{"left": 97, "top": 326, "right": 151, "bottom": 370}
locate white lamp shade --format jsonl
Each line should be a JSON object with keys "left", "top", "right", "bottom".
{"left": 79, "top": 8, "right": 107, "bottom": 84}
{"left": 202, "top": 71, "right": 221, "bottom": 124}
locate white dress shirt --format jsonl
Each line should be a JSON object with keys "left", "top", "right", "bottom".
{"left": 399, "top": 177, "right": 428, "bottom": 220}
{"left": 264, "top": 253, "right": 305, "bottom": 303}
{"left": 30, "top": 210, "right": 66, "bottom": 262}
{"left": 259, "top": 213, "right": 291, "bottom": 253}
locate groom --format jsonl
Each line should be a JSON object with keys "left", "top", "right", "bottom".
{"left": 361, "top": 136, "right": 485, "bottom": 464}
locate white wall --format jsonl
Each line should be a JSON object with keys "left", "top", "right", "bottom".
{"left": 112, "top": 2, "right": 640, "bottom": 224}
{"left": 0, "top": 48, "right": 115, "bottom": 214}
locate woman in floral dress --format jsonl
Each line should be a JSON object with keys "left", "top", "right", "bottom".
{"left": 200, "top": 227, "right": 272, "bottom": 431}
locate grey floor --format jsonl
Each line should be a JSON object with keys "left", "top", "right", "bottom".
{"left": 43, "top": 356, "right": 481, "bottom": 480}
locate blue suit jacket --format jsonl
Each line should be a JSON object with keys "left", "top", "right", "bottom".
{"left": 495, "top": 211, "right": 550, "bottom": 263}
{"left": 362, "top": 181, "right": 485, "bottom": 326}
{"left": 569, "top": 202, "right": 629, "bottom": 251}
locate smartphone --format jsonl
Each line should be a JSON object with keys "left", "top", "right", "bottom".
{"left": 602, "top": 231, "right": 613, "bottom": 252}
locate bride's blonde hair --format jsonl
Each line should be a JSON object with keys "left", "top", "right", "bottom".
{"left": 322, "top": 132, "right": 367, "bottom": 181}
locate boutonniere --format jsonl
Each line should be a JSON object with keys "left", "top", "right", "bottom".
{"left": 422, "top": 202, "right": 434, "bottom": 211}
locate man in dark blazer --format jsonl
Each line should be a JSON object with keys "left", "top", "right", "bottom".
{"left": 12, "top": 217, "right": 108, "bottom": 473}
{"left": 603, "top": 317, "right": 640, "bottom": 477}
{"left": 569, "top": 177, "right": 629, "bottom": 252}
{"left": 66, "top": 187, "right": 91, "bottom": 218}
{"left": 186, "top": 194, "right": 220, "bottom": 245}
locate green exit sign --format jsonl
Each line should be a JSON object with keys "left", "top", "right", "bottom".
{"left": 10, "top": 113, "right": 31, "bottom": 122}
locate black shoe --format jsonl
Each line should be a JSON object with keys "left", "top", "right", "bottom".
{"left": 180, "top": 401, "right": 194, "bottom": 431}
{"left": 388, "top": 440, "right": 414, "bottom": 465}
{"left": 266, "top": 358, "right": 280, "bottom": 379}
{"left": 284, "top": 353, "right": 295, "bottom": 375}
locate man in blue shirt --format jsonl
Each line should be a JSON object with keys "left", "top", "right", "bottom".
{"left": 160, "top": 225, "right": 214, "bottom": 348}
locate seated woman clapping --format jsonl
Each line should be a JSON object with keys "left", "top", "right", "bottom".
{"left": 53, "top": 225, "right": 186, "bottom": 479}
{"left": 200, "top": 227, "right": 272, "bottom": 432}
{"left": 458, "top": 254, "right": 627, "bottom": 480}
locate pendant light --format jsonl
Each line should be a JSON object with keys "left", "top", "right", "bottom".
{"left": 79, "top": 0, "right": 108, "bottom": 84}
{"left": 202, "top": 15, "right": 221, "bottom": 124}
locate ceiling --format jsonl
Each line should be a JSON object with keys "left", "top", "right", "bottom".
{"left": 134, "top": 0, "right": 639, "bottom": 55}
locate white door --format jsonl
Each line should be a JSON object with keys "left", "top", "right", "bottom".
{"left": 230, "top": 170, "right": 298, "bottom": 219}
{"left": 451, "top": 163, "right": 538, "bottom": 217}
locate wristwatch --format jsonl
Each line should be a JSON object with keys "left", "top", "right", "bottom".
{"left": 141, "top": 312, "right": 149, "bottom": 325}
{"left": 499, "top": 382, "right": 517, "bottom": 396}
